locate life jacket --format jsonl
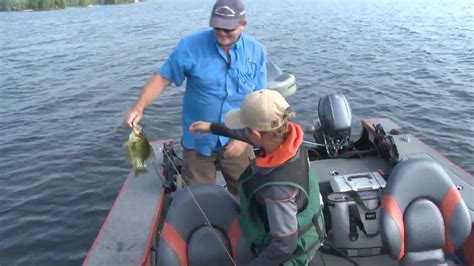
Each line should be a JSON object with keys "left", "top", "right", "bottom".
{"left": 238, "top": 123, "right": 325, "bottom": 266}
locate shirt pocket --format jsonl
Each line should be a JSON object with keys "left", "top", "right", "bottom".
{"left": 236, "top": 60, "right": 259, "bottom": 95}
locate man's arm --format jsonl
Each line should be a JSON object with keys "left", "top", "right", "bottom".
{"left": 126, "top": 74, "right": 172, "bottom": 128}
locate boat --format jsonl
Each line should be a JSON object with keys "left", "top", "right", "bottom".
{"left": 83, "top": 63, "right": 473, "bottom": 266}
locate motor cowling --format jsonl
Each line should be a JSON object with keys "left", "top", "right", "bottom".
{"left": 266, "top": 61, "right": 297, "bottom": 97}
{"left": 313, "top": 93, "right": 352, "bottom": 156}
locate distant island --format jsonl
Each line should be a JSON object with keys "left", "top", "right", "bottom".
{"left": 0, "top": 0, "right": 139, "bottom": 12}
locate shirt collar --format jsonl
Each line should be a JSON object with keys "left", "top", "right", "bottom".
{"left": 255, "top": 122, "right": 304, "bottom": 168}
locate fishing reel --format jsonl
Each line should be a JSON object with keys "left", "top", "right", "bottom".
{"left": 312, "top": 93, "right": 352, "bottom": 158}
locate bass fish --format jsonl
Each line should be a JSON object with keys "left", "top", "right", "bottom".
{"left": 123, "top": 125, "right": 155, "bottom": 175}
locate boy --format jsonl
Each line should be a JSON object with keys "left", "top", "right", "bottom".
{"left": 190, "top": 90, "right": 323, "bottom": 266}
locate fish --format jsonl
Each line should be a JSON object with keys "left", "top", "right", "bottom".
{"left": 123, "top": 124, "right": 155, "bottom": 175}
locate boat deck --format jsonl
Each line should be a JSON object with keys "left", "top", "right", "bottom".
{"left": 312, "top": 252, "right": 397, "bottom": 265}
{"left": 84, "top": 118, "right": 473, "bottom": 266}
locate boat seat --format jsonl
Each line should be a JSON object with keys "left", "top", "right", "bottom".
{"left": 157, "top": 184, "right": 254, "bottom": 266}
{"left": 380, "top": 159, "right": 471, "bottom": 266}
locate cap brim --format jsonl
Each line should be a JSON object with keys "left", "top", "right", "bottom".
{"left": 210, "top": 16, "right": 239, "bottom": 30}
{"left": 224, "top": 109, "right": 246, "bottom": 129}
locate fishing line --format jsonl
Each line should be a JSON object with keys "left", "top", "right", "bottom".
{"left": 151, "top": 161, "right": 165, "bottom": 185}
{"left": 302, "top": 140, "right": 326, "bottom": 147}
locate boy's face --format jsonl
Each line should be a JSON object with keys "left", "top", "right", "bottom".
{"left": 245, "top": 128, "right": 270, "bottom": 147}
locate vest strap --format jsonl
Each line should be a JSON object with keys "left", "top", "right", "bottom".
{"left": 281, "top": 206, "right": 324, "bottom": 264}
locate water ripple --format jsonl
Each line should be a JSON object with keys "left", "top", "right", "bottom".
{"left": 1, "top": 0, "right": 473, "bottom": 265}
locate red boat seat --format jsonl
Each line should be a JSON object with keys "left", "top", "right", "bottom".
{"left": 157, "top": 184, "right": 253, "bottom": 266}
{"left": 381, "top": 159, "right": 471, "bottom": 265}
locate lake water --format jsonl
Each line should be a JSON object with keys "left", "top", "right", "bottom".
{"left": 0, "top": 0, "right": 473, "bottom": 264}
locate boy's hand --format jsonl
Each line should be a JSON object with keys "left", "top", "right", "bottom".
{"left": 189, "top": 121, "right": 211, "bottom": 134}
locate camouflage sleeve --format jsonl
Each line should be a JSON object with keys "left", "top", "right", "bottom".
{"left": 249, "top": 185, "right": 299, "bottom": 266}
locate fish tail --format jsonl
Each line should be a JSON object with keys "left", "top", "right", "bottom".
{"left": 135, "top": 167, "right": 148, "bottom": 176}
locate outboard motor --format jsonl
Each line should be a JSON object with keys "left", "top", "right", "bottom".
{"left": 267, "top": 61, "right": 297, "bottom": 97}
{"left": 313, "top": 93, "right": 352, "bottom": 157}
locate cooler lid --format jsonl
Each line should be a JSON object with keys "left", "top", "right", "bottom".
{"left": 330, "top": 171, "right": 386, "bottom": 192}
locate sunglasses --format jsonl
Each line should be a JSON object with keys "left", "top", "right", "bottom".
{"left": 213, "top": 27, "right": 238, "bottom": 34}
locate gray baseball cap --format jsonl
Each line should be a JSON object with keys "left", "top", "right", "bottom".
{"left": 209, "top": 0, "right": 246, "bottom": 30}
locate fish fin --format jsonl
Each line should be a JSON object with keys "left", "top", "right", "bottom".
{"left": 123, "top": 141, "right": 129, "bottom": 149}
{"left": 145, "top": 149, "right": 156, "bottom": 162}
{"left": 123, "top": 144, "right": 132, "bottom": 162}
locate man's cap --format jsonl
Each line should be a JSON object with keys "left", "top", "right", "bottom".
{"left": 225, "top": 90, "right": 291, "bottom": 132}
{"left": 209, "top": 0, "right": 246, "bottom": 30}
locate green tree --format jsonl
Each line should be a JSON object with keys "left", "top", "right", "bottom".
{"left": 39, "top": 0, "right": 52, "bottom": 9}
{"left": 4, "top": 0, "right": 19, "bottom": 10}
{"left": 79, "top": 0, "right": 89, "bottom": 7}
{"left": 1, "top": 0, "right": 133, "bottom": 11}
{"left": 55, "top": 0, "right": 66, "bottom": 8}
{"left": 29, "top": 0, "right": 40, "bottom": 9}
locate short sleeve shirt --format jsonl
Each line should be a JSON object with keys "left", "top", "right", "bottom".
{"left": 160, "top": 29, "right": 267, "bottom": 156}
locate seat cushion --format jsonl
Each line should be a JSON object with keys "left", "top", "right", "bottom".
{"left": 404, "top": 199, "right": 445, "bottom": 252}
{"left": 188, "top": 226, "right": 234, "bottom": 266}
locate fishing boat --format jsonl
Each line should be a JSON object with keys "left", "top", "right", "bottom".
{"left": 83, "top": 63, "right": 473, "bottom": 266}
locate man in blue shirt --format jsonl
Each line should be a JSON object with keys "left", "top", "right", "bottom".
{"left": 125, "top": 0, "right": 267, "bottom": 196}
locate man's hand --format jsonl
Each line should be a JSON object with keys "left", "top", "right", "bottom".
{"left": 189, "top": 121, "right": 211, "bottom": 135}
{"left": 223, "top": 140, "right": 248, "bottom": 158}
{"left": 125, "top": 107, "right": 143, "bottom": 128}
{"left": 125, "top": 74, "right": 172, "bottom": 129}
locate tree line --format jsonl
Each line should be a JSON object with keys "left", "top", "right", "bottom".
{"left": 0, "top": 0, "right": 137, "bottom": 11}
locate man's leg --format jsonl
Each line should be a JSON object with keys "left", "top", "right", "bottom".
{"left": 181, "top": 148, "right": 217, "bottom": 186}
{"left": 217, "top": 145, "right": 254, "bottom": 196}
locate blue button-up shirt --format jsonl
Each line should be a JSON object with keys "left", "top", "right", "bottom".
{"left": 160, "top": 29, "right": 267, "bottom": 156}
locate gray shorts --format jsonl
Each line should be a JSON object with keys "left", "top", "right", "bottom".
{"left": 181, "top": 145, "right": 254, "bottom": 196}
